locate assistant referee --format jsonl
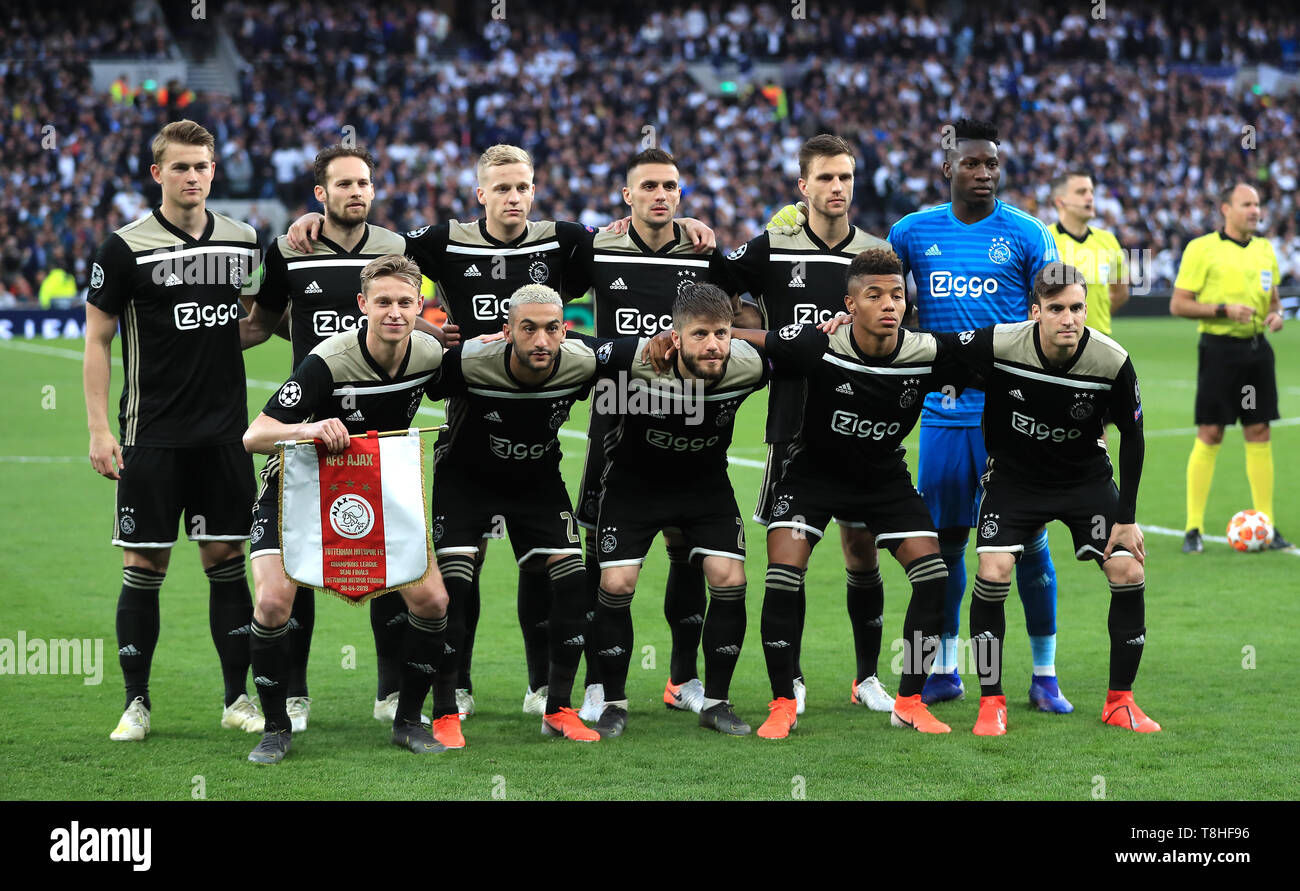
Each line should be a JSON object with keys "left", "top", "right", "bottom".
{"left": 1170, "top": 183, "right": 1290, "bottom": 552}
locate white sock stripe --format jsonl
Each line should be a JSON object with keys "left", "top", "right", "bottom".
{"left": 972, "top": 578, "right": 1011, "bottom": 602}
{"left": 406, "top": 611, "right": 445, "bottom": 634}
{"left": 1109, "top": 582, "right": 1145, "bottom": 594}
{"left": 251, "top": 621, "right": 290, "bottom": 640}
{"left": 708, "top": 584, "right": 746, "bottom": 601}
{"left": 846, "top": 568, "right": 882, "bottom": 587}
{"left": 905, "top": 555, "right": 949, "bottom": 583}
{"left": 597, "top": 588, "right": 634, "bottom": 608}
{"left": 548, "top": 555, "right": 585, "bottom": 581}
{"left": 205, "top": 565, "right": 247, "bottom": 582}
{"left": 122, "top": 568, "right": 165, "bottom": 589}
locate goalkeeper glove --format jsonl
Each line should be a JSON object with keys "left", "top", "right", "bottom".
{"left": 766, "top": 201, "right": 807, "bottom": 236}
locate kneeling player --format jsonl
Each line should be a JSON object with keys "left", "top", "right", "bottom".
{"left": 731, "top": 249, "right": 961, "bottom": 738}
{"left": 574, "top": 283, "right": 767, "bottom": 737}
{"left": 941, "top": 263, "right": 1158, "bottom": 735}
{"left": 242, "top": 255, "right": 453, "bottom": 762}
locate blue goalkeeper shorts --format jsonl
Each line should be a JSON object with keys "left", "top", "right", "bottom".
{"left": 917, "top": 425, "right": 986, "bottom": 531}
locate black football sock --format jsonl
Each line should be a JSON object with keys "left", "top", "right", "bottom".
{"left": 1107, "top": 580, "right": 1147, "bottom": 691}
{"left": 518, "top": 569, "right": 553, "bottom": 691}
{"left": 117, "top": 566, "right": 164, "bottom": 711}
{"left": 206, "top": 556, "right": 253, "bottom": 707}
{"left": 593, "top": 587, "right": 634, "bottom": 703}
{"left": 792, "top": 579, "right": 806, "bottom": 681}
{"left": 761, "top": 564, "right": 805, "bottom": 700}
{"left": 397, "top": 610, "right": 446, "bottom": 724}
{"left": 899, "top": 554, "right": 948, "bottom": 698}
{"left": 433, "top": 554, "right": 475, "bottom": 718}
{"left": 545, "top": 555, "right": 588, "bottom": 714}
{"left": 250, "top": 619, "right": 292, "bottom": 731}
{"left": 702, "top": 583, "right": 746, "bottom": 701}
{"left": 664, "top": 546, "right": 706, "bottom": 685}
{"left": 458, "top": 558, "right": 483, "bottom": 694}
{"left": 969, "top": 576, "right": 1010, "bottom": 697}
{"left": 846, "top": 566, "right": 885, "bottom": 681}
{"left": 581, "top": 531, "right": 602, "bottom": 687}
{"left": 369, "top": 590, "right": 406, "bottom": 701}
{"left": 286, "top": 586, "right": 314, "bottom": 698}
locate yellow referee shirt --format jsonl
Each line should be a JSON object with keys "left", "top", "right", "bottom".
{"left": 1173, "top": 231, "right": 1279, "bottom": 337}
{"left": 1052, "top": 223, "right": 1126, "bottom": 335}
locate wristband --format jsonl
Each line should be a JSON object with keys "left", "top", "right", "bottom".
{"left": 1215, "top": 303, "right": 1226, "bottom": 318}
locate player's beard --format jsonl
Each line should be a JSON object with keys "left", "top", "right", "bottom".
{"left": 681, "top": 350, "right": 727, "bottom": 383}
{"left": 326, "top": 203, "right": 368, "bottom": 232}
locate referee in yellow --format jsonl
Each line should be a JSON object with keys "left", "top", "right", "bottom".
{"left": 1171, "top": 183, "right": 1290, "bottom": 552}
{"left": 1050, "top": 171, "right": 1128, "bottom": 334}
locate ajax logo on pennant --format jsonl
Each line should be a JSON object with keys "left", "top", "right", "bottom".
{"left": 330, "top": 494, "right": 375, "bottom": 539}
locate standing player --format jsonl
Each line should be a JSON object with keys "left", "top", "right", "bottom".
{"left": 425, "top": 285, "right": 602, "bottom": 743}
{"left": 887, "top": 118, "right": 1069, "bottom": 713}
{"left": 85, "top": 120, "right": 263, "bottom": 740}
{"left": 564, "top": 147, "right": 735, "bottom": 720}
{"left": 938, "top": 263, "right": 1157, "bottom": 734}
{"left": 1049, "top": 171, "right": 1129, "bottom": 335}
{"left": 574, "top": 283, "right": 767, "bottom": 738}
{"left": 726, "top": 134, "right": 896, "bottom": 714}
{"left": 241, "top": 255, "right": 452, "bottom": 761}
{"left": 1171, "top": 183, "right": 1290, "bottom": 552}
{"left": 727, "top": 249, "right": 958, "bottom": 739}
{"left": 242, "top": 144, "right": 449, "bottom": 732}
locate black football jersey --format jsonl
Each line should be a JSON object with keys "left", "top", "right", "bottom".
{"left": 720, "top": 224, "right": 891, "bottom": 444}
{"left": 426, "top": 339, "right": 598, "bottom": 477}
{"left": 563, "top": 224, "right": 732, "bottom": 337}
{"left": 244, "top": 225, "right": 409, "bottom": 371}
{"left": 404, "top": 219, "right": 590, "bottom": 338}
{"left": 938, "top": 322, "right": 1144, "bottom": 521}
{"left": 579, "top": 334, "right": 768, "bottom": 481}
{"left": 87, "top": 209, "right": 258, "bottom": 447}
{"left": 764, "top": 323, "right": 960, "bottom": 483}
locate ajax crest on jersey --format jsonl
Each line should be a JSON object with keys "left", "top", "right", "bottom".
{"left": 988, "top": 236, "right": 1011, "bottom": 265}
{"left": 529, "top": 259, "right": 549, "bottom": 283}
{"left": 979, "top": 517, "right": 999, "bottom": 539}
{"left": 1227, "top": 509, "right": 1273, "bottom": 552}
{"left": 1070, "top": 400, "right": 1094, "bottom": 420}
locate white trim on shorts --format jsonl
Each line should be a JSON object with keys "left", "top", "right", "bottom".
{"left": 688, "top": 547, "right": 745, "bottom": 563}
{"left": 874, "top": 530, "right": 939, "bottom": 545}
{"left": 189, "top": 534, "right": 251, "bottom": 542}
{"left": 975, "top": 544, "right": 1025, "bottom": 554}
{"left": 597, "top": 557, "right": 646, "bottom": 569}
{"left": 112, "top": 539, "right": 177, "bottom": 549}
{"left": 768, "top": 520, "right": 825, "bottom": 539}
{"left": 1076, "top": 544, "right": 1134, "bottom": 561}
{"left": 516, "top": 546, "right": 582, "bottom": 566}
{"left": 434, "top": 546, "right": 481, "bottom": 557}
{"left": 250, "top": 549, "right": 282, "bottom": 559}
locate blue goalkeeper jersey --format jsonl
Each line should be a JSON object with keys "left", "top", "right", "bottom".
{"left": 887, "top": 199, "right": 1058, "bottom": 426}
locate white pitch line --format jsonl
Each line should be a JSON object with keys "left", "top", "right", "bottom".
{"left": 0, "top": 455, "right": 85, "bottom": 463}
{"left": 1143, "top": 523, "right": 1300, "bottom": 557}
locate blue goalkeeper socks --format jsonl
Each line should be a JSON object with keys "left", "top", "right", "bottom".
{"left": 1016, "top": 528, "right": 1058, "bottom": 674}
{"left": 935, "top": 538, "right": 967, "bottom": 671}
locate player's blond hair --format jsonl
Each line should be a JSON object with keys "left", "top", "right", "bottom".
{"left": 151, "top": 119, "right": 216, "bottom": 166}
{"left": 477, "top": 144, "right": 534, "bottom": 184}
{"left": 507, "top": 283, "right": 563, "bottom": 322}
{"left": 360, "top": 254, "right": 422, "bottom": 296}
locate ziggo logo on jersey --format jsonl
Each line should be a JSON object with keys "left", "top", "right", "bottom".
{"left": 173, "top": 302, "right": 240, "bottom": 330}
{"left": 928, "top": 271, "right": 1000, "bottom": 298}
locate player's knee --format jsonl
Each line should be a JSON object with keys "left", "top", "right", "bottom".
{"left": 199, "top": 540, "right": 243, "bottom": 568}
{"left": 704, "top": 557, "right": 746, "bottom": 589}
{"left": 253, "top": 576, "right": 295, "bottom": 627}
{"left": 1197, "top": 425, "right": 1225, "bottom": 446}
{"left": 1103, "top": 556, "right": 1144, "bottom": 587}
{"left": 839, "top": 526, "right": 877, "bottom": 569}
{"left": 404, "top": 581, "right": 448, "bottom": 619}
{"left": 600, "top": 566, "right": 638, "bottom": 597}
{"left": 124, "top": 548, "right": 170, "bottom": 575}
{"left": 1242, "top": 422, "right": 1270, "bottom": 443}
{"left": 977, "top": 553, "right": 1015, "bottom": 584}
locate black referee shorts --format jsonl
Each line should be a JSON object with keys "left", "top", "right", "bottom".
{"left": 1195, "top": 333, "right": 1280, "bottom": 427}
{"left": 113, "top": 442, "right": 255, "bottom": 548}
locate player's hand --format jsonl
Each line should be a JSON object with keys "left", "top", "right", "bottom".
{"left": 307, "top": 418, "right": 351, "bottom": 454}
{"left": 602, "top": 216, "right": 632, "bottom": 235}
{"left": 286, "top": 212, "right": 325, "bottom": 253}
{"left": 679, "top": 218, "right": 716, "bottom": 253}
{"left": 818, "top": 312, "right": 853, "bottom": 334}
{"left": 475, "top": 331, "right": 506, "bottom": 343}
{"left": 1103, "top": 523, "right": 1145, "bottom": 564}
{"left": 766, "top": 201, "right": 807, "bottom": 236}
{"left": 89, "top": 429, "right": 124, "bottom": 480}
{"left": 1265, "top": 311, "right": 1284, "bottom": 332}
{"left": 432, "top": 323, "right": 461, "bottom": 347}
{"left": 1225, "top": 303, "right": 1255, "bottom": 324}
{"left": 641, "top": 329, "right": 677, "bottom": 373}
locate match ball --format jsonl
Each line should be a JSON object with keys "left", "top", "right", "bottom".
{"left": 1226, "top": 510, "right": 1273, "bottom": 552}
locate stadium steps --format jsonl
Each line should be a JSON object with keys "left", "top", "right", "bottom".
{"left": 178, "top": 27, "right": 245, "bottom": 97}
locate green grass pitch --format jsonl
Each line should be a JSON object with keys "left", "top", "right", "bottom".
{"left": 0, "top": 318, "right": 1296, "bottom": 800}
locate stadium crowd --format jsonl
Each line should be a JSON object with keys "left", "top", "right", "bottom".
{"left": 3, "top": 0, "right": 1299, "bottom": 305}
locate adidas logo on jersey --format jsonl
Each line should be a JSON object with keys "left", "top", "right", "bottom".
{"left": 788, "top": 276, "right": 805, "bottom": 288}
{"left": 609, "top": 277, "right": 628, "bottom": 290}
{"left": 483, "top": 410, "right": 503, "bottom": 422}
{"left": 164, "top": 273, "right": 182, "bottom": 287}
{"left": 464, "top": 264, "right": 481, "bottom": 277}
{"left": 304, "top": 280, "right": 323, "bottom": 294}
{"left": 924, "top": 243, "right": 942, "bottom": 257}
{"left": 836, "top": 382, "right": 854, "bottom": 395}
{"left": 345, "top": 410, "right": 365, "bottom": 422}
{"left": 1009, "top": 389, "right": 1025, "bottom": 402}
